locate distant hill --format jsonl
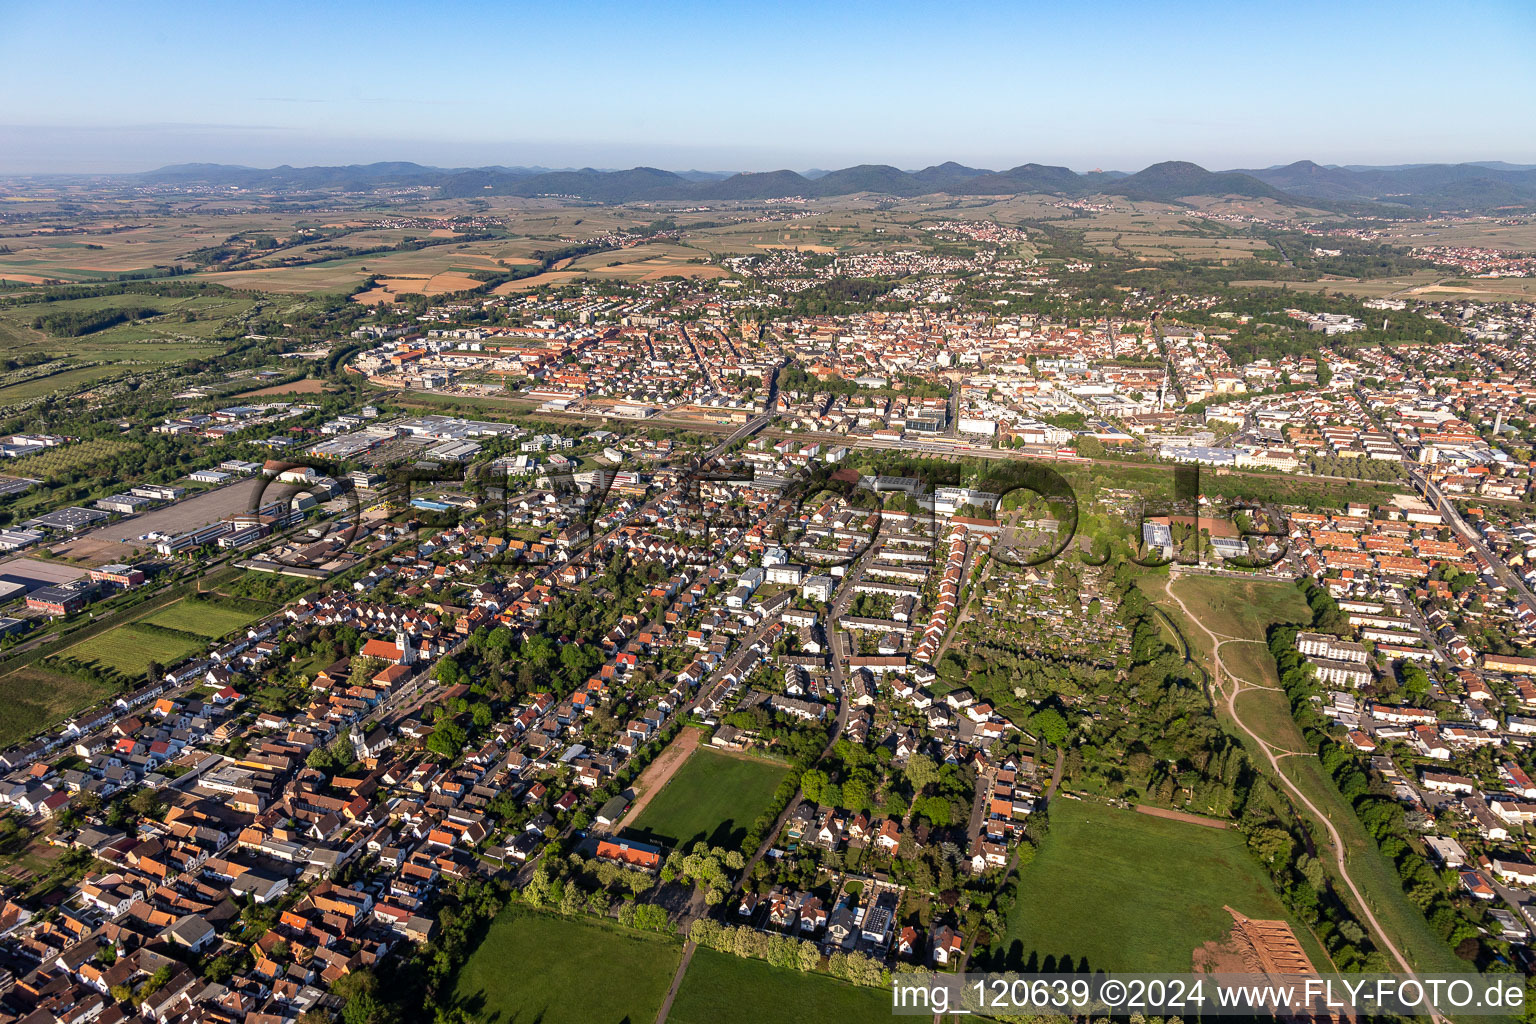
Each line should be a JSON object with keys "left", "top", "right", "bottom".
{"left": 1102, "top": 161, "right": 1287, "bottom": 202}
{"left": 1238, "top": 160, "right": 1536, "bottom": 209}
{"left": 909, "top": 162, "right": 992, "bottom": 191}
{"left": 696, "top": 170, "right": 816, "bottom": 201}
{"left": 139, "top": 161, "right": 463, "bottom": 190}
{"left": 808, "top": 164, "right": 924, "bottom": 196}
{"left": 970, "top": 163, "right": 1084, "bottom": 195}
{"left": 123, "top": 157, "right": 1536, "bottom": 212}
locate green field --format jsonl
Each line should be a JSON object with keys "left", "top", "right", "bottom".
{"left": 668, "top": 947, "right": 891, "bottom": 1024}
{"left": 0, "top": 292, "right": 250, "bottom": 404}
{"left": 142, "top": 596, "right": 269, "bottom": 639}
{"left": 61, "top": 623, "right": 203, "bottom": 677}
{"left": 0, "top": 665, "right": 115, "bottom": 748}
{"left": 990, "top": 800, "right": 1324, "bottom": 972}
{"left": 452, "top": 908, "right": 681, "bottom": 1024}
{"left": 1162, "top": 575, "right": 1310, "bottom": 640}
{"left": 627, "top": 747, "right": 789, "bottom": 850}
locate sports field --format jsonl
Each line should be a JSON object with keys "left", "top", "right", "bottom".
{"left": 991, "top": 800, "right": 1325, "bottom": 972}
{"left": 668, "top": 947, "right": 891, "bottom": 1024}
{"left": 626, "top": 747, "right": 789, "bottom": 850}
{"left": 452, "top": 908, "right": 681, "bottom": 1024}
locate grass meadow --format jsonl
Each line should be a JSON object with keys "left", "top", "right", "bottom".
{"left": 1152, "top": 573, "right": 1469, "bottom": 976}
{"left": 988, "top": 800, "right": 1325, "bottom": 972}
{"left": 452, "top": 907, "right": 680, "bottom": 1024}
{"left": 626, "top": 747, "right": 789, "bottom": 851}
{"left": 668, "top": 946, "right": 892, "bottom": 1024}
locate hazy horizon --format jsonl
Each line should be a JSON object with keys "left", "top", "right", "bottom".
{"left": 1, "top": 0, "right": 1532, "bottom": 175}
{"left": 1, "top": 131, "right": 1534, "bottom": 180}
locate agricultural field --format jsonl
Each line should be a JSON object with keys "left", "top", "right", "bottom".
{"left": 201, "top": 244, "right": 524, "bottom": 297}
{"left": 989, "top": 800, "right": 1326, "bottom": 972}
{"left": 0, "top": 664, "right": 115, "bottom": 749}
{"left": 452, "top": 908, "right": 681, "bottom": 1024}
{"left": 1085, "top": 229, "right": 1271, "bottom": 262}
{"left": 668, "top": 947, "right": 891, "bottom": 1024}
{"left": 142, "top": 595, "right": 270, "bottom": 639}
{"left": 232, "top": 377, "right": 332, "bottom": 397}
{"left": 57, "top": 622, "right": 203, "bottom": 678}
{"left": 626, "top": 747, "right": 789, "bottom": 851}
{"left": 568, "top": 242, "right": 730, "bottom": 282}
{"left": 0, "top": 291, "right": 253, "bottom": 403}
{"left": 0, "top": 438, "right": 140, "bottom": 482}
{"left": 0, "top": 366, "right": 126, "bottom": 404}
{"left": 491, "top": 270, "right": 586, "bottom": 293}
{"left": 0, "top": 225, "right": 216, "bottom": 283}
{"left": 1230, "top": 272, "right": 1536, "bottom": 302}
{"left": 1374, "top": 218, "right": 1536, "bottom": 253}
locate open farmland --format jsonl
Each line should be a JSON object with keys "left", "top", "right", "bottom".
{"left": 1375, "top": 218, "right": 1536, "bottom": 253}
{"left": 142, "top": 595, "right": 271, "bottom": 639}
{"left": 0, "top": 291, "right": 251, "bottom": 403}
{"left": 1086, "top": 229, "right": 1271, "bottom": 261}
{"left": 986, "top": 800, "right": 1326, "bottom": 972}
{"left": 233, "top": 377, "right": 331, "bottom": 397}
{"left": 0, "top": 224, "right": 219, "bottom": 282}
{"left": 201, "top": 237, "right": 554, "bottom": 295}
{"left": 625, "top": 746, "right": 788, "bottom": 851}
{"left": 452, "top": 908, "right": 681, "bottom": 1024}
{"left": 0, "top": 665, "right": 116, "bottom": 749}
{"left": 491, "top": 270, "right": 585, "bottom": 293}
{"left": 58, "top": 622, "right": 204, "bottom": 678}
{"left": 1231, "top": 272, "right": 1536, "bottom": 302}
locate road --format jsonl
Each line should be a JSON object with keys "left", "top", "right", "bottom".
{"left": 1353, "top": 383, "right": 1534, "bottom": 610}
{"left": 723, "top": 546, "right": 878, "bottom": 902}
{"left": 1162, "top": 577, "right": 1449, "bottom": 1024}
{"left": 949, "top": 746, "right": 1065, "bottom": 992}
{"left": 1416, "top": 467, "right": 1536, "bottom": 607}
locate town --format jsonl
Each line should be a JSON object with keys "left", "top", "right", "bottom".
{"left": 1, "top": 147, "right": 1536, "bottom": 1024}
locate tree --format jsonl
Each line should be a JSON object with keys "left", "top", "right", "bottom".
{"left": 425, "top": 721, "right": 467, "bottom": 759}
{"left": 348, "top": 657, "right": 384, "bottom": 688}
{"left": 800, "top": 768, "right": 830, "bottom": 804}
{"left": 1029, "top": 708, "right": 1069, "bottom": 747}
{"left": 128, "top": 788, "right": 162, "bottom": 820}
{"left": 904, "top": 753, "right": 938, "bottom": 795}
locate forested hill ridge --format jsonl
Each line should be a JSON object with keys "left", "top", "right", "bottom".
{"left": 108, "top": 158, "right": 1536, "bottom": 211}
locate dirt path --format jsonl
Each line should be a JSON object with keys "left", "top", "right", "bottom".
{"left": 614, "top": 728, "right": 700, "bottom": 831}
{"left": 1162, "top": 578, "right": 1444, "bottom": 1020}
{"left": 1135, "top": 804, "right": 1229, "bottom": 829}
{"left": 653, "top": 940, "right": 697, "bottom": 1024}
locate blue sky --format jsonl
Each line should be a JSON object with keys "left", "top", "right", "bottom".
{"left": 1, "top": 0, "right": 1532, "bottom": 173}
